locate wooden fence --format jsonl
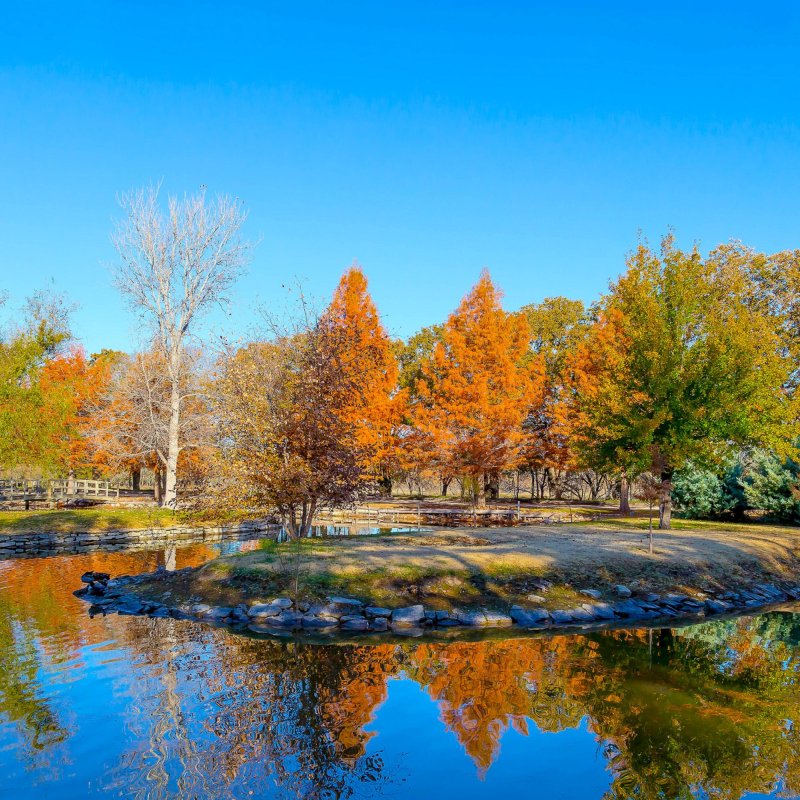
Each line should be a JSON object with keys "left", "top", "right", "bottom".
{"left": 322, "top": 504, "right": 578, "bottom": 527}
{"left": 0, "top": 479, "right": 119, "bottom": 502}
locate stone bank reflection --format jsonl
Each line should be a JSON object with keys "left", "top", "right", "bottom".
{"left": 1, "top": 547, "right": 799, "bottom": 799}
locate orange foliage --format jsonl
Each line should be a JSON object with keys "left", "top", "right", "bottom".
{"left": 411, "top": 271, "right": 546, "bottom": 501}
{"left": 37, "top": 346, "right": 115, "bottom": 473}
{"left": 324, "top": 264, "right": 405, "bottom": 483}
{"left": 409, "top": 638, "right": 594, "bottom": 773}
{"left": 563, "top": 309, "right": 646, "bottom": 473}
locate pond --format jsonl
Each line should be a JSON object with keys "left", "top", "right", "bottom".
{"left": 279, "top": 523, "right": 430, "bottom": 539}
{"left": 1, "top": 538, "right": 799, "bottom": 799}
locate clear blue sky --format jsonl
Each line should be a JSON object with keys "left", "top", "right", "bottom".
{"left": 2, "top": 1, "right": 799, "bottom": 353}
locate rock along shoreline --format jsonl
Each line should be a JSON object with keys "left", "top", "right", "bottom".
{"left": 75, "top": 568, "right": 800, "bottom": 638}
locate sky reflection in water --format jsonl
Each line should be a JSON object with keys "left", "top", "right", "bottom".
{"left": 0, "top": 542, "right": 799, "bottom": 800}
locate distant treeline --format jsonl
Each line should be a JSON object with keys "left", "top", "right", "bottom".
{"left": 2, "top": 187, "right": 798, "bottom": 532}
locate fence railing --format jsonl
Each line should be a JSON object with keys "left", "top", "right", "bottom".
{"left": 0, "top": 479, "right": 119, "bottom": 500}
{"left": 0, "top": 480, "right": 45, "bottom": 496}
{"left": 49, "top": 479, "right": 120, "bottom": 498}
{"left": 320, "top": 505, "right": 575, "bottom": 526}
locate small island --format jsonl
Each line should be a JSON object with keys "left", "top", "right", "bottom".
{"left": 75, "top": 519, "right": 800, "bottom": 637}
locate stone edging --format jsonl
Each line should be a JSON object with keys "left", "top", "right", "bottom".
{"left": 0, "top": 521, "right": 278, "bottom": 554}
{"left": 75, "top": 569, "right": 800, "bottom": 637}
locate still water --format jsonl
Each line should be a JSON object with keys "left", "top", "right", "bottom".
{"left": 0, "top": 538, "right": 799, "bottom": 800}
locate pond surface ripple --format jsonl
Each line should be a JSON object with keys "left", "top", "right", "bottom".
{"left": 1, "top": 537, "right": 799, "bottom": 799}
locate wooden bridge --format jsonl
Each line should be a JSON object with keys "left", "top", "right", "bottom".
{"left": 0, "top": 479, "right": 119, "bottom": 506}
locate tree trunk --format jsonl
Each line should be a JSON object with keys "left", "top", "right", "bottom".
{"left": 441, "top": 476, "right": 452, "bottom": 496}
{"left": 153, "top": 466, "right": 163, "bottom": 505}
{"left": 530, "top": 470, "right": 537, "bottom": 501}
{"left": 550, "top": 469, "right": 563, "bottom": 500}
{"left": 475, "top": 474, "right": 487, "bottom": 509}
{"left": 163, "top": 377, "right": 181, "bottom": 509}
{"left": 618, "top": 471, "right": 631, "bottom": 515}
{"left": 485, "top": 472, "right": 500, "bottom": 501}
{"left": 131, "top": 467, "right": 141, "bottom": 492}
{"left": 378, "top": 474, "right": 392, "bottom": 496}
{"left": 658, "top": 468, "right": 674, "bottom": 530}
{"left": 298, "top": 498, "right": 316, "bottom": 538}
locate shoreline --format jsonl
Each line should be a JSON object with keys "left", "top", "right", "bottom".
{"left": 61, "top": 521, "right": 800, "bottom": 639}
{"left": 74, "top": 565, "right": 800, "bottom": 639}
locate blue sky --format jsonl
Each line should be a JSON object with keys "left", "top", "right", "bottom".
{"left": 1, "top": 1, "right": 799, "bottom": 353}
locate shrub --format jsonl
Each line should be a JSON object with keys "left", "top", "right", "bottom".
{"left": 672, "top": 464, "right": 732, "bottom": 519}
{"left": 743, "top": 450, "right": 800, "bottom": 524}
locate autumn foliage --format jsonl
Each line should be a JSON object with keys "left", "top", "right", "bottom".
{"left": 8, "top": 233, "right": 799, "bottom": 521}
{"left": 411, "top": 271, "right": 546, "bottom": 506}
{"left": 323, "top": 265, "right": 405, "bottom": 490}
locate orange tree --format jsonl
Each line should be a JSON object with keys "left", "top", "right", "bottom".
{"left": 411, "top": 270, "right": 546, "bottom": 507}
{"left": 518, "top": 297, "right": 587, "bottom": 500}
{"left": 564, "top": 308, "right": 651, "bottom": 512}
{"left": 37, "top": 346, "right": 118, "bottom": 474}
{"left": 323, "top": 264, "right": 405, "bottom": 493}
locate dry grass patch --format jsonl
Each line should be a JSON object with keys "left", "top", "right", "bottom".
{"left": 128, "top": 519, "right": 800, "bottom": 613}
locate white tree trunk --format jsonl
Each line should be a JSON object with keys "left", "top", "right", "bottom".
{"left": 164, "top": 377, "right": 181, "bottom": 508}
{"left": 110, "top": 187, "right": 251, "bottom": 510}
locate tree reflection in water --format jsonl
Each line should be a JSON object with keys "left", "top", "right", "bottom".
{"left": 1, "top": 551, "right": 799, "bottom": 798}
{"left": 102, "top": 613, "right": 800, "bottom": 799}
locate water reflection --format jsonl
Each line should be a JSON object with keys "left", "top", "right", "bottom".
{"left": 0, "top": 546, "right": 799, "bottom": 799}
{"left": 277, "top": 524, "right": 429, "bottom": 540}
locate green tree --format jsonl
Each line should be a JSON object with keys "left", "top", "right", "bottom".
{"left": 711, "top": 242, "right": 800, "bottom": 389}
{"left": 672, "top": 462, "right": 732, "bottom": 519}
{"left": 577, "top": 235, "right": 794, "bottom": 529}
{"left": 0, "top": 291, "right": 72, "bottom": 472}
{"left": 395, "top": 324, "right": 443, "bottom": 395}
{"left": 520, "top": 296, "right": 587, "bottom": 376}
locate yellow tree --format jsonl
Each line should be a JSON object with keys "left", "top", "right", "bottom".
{"left": 412, "top": 270, "right": 546, "bottom": 507}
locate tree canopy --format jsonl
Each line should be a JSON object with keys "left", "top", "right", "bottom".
{"left": 567, "top": 236, "right": 795, "bottom": 527}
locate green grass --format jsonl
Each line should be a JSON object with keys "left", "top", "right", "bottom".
{"left": 0, "top": 507, "right": 197, "bottom": 533}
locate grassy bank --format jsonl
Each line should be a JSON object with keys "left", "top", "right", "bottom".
{"left": 128, "top": 519, "right": 800, "bottom": 613}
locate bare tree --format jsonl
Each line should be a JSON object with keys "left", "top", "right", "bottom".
{"left": 88, "top": 348, "right": 213, "bottom": 503}
{"left": 635, "top": 472, "right": 662, "bottom": 554}
{"left": 110, "top": 186, "right": 251, "bottom": 507}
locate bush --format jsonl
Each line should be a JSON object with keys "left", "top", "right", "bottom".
{"left": 672, "top": 450, "right": 800, "bottom": 524}
{"left": 672, "top": 464, "right": 732, "bottom": 519}
{"left": 743, "top": 450, "right": 800, "bottom": 524}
